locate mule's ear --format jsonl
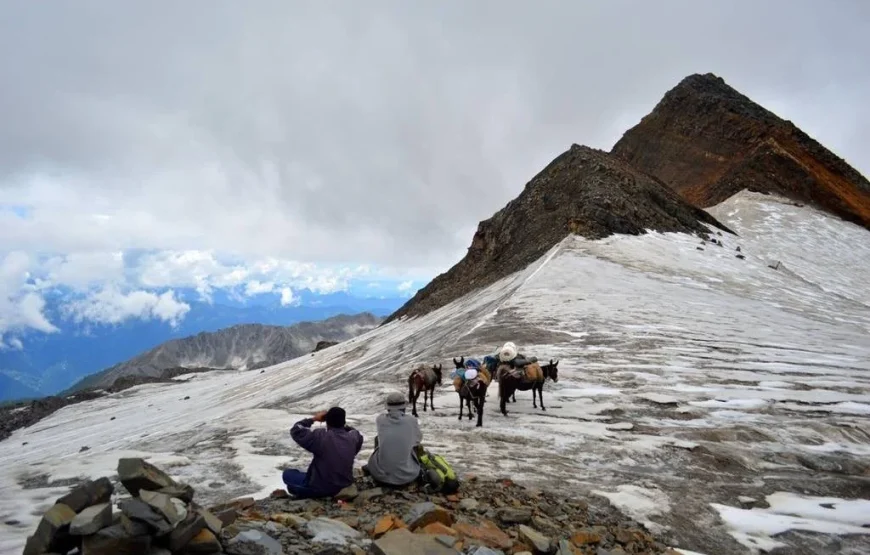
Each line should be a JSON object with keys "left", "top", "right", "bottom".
{"left": 437, "top": 364, "right": 442, "bottom": 371}
{"left": 554, "top": 359, "right": 559, "bottom": 366}
{"left": 549, "top": 358, "right": 554, "bottom": 365}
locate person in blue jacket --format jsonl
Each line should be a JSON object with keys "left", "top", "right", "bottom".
{"left": 282, "top": 406, "right": 364, "bottom": 498}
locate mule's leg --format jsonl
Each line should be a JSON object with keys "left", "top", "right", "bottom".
{"left": 532, "top": 383, "right": 538, "bottom": 409}
{"left": 467, "top": 399, "right": 474, "bottom": 420}
{"left": 458, "top": 395, "right": 464, "bottom": 421}
{"left": 499, "top": 382, "right": 509, "bottom": 416}
{"left": 423, "top": 389, "right": 428, "bottom": 412}
{"left": 429, "top": 388, "right": 436, "bottom": 411}
{"left": 476, "top": 397, "right": 484, "bottom": 427}
{"left": 539, "top": 383, "right": 546, "bottom": 411}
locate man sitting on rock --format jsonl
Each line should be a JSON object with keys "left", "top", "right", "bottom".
{"left": 283, "top": 406, "right": 364, "bottom": 498}
{"left": 364, "top": 392, "right": 423, "bottom": 487}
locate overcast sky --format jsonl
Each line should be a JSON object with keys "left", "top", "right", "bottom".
{"left": 1, "top": 0, "right": 869, "bottom": 339}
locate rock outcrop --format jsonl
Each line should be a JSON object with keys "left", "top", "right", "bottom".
{"left": 384, "top": 145, "right": 729, "bottom": 323}
{"left": 611, "top": 73, "right": 870, "bottom": 230}
{"left": 22, "top": 459, "right": 676, "bottom": 554}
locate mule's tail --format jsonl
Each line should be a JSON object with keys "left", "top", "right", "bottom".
{"left": 408, "top": 372, "right": 416, "bottom": 404}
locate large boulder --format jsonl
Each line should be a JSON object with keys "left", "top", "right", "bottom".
{"left": 80, "top": 523, "right": 152, "bottom": 554}
{"left": 22, "top": 503, "right": 78, "bottom": 555}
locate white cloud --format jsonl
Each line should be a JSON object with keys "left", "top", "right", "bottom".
{"left": 397, "top": 280, "right": 417, "bottom": 297}
{"left": 279, "top": 287, "right": 299, "bottom": 306}
{"left": 0, "top": 251, "right": 59, "bottom": 337}
{"left": 62, "top": 288, "right": 190, "bottom": 327}
{"left": 244, "top": 280, "right": 274, "bottom": 296}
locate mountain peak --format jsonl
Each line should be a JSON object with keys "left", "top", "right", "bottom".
{"left": 612, "top": 73, "right": 870, "bottom": 229}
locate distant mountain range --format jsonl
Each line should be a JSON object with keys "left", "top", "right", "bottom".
{"left": 0, "top": 291, "right": 403, "bottom": 402}
{"left": 67, "top": 312, "right": 381, "bottom": 392}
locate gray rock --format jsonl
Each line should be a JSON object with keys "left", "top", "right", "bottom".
{"left": 263, "top": 521, "right": 285, "bottom": 535}
{"left": 556, "top": 539, "right": 574, "bottom": 555}
{"left": 403, "top": 502, "right": 454, "bottom": 530}
{"left": 56, "top": 477, "right": 114, "bottom": 512}
{"left": 458, "top": 498, "right": 479, "bottom": 511}
{"left": 215, "top": 507, "right": 238, "bottom": 527}
{"left": 168, "top": 513, "right": 207, "bottom": 551}
{"left": 370, "top": 527, "right": 460, "bottom": 555}
{"left": 335, "top": 484, "right": 358, "bottom": 501}
{"left": 225, "top": 529, "right": 284, "bottom": 555}
{"left": 158, "top": 483, "right": 195, "bottom": 503}
{"left": 518, "top": 525, "right": 551, "bottom": 554}
{"left": 497, "top": 507, "right": 532, "bottom": 524}
{"left": 80, "top": 523, "right": 152, "bottom": 554}
{"left": 354, "top": 488, "right": 384, "bottom": 504}
{"left": 305, "top": 517, "right": 361, "bottom": 545}
{"left": 70, "top": 502, "right": 113, "bottom": 535}
{"left": 22, "top": 503, "right": 78, "bottom": 555}
{"left": 468, "top": 547, "right": 505, "bottom": 555}
{"left": 117, "top": 458, "right": 177, "bottom": 496}
{"left": 139, "top": 490, "right": 184, "bottom": 526}
{"left": 119, "top": 498, "right": 172, "bottom": 536}
{"left": 198, "top": 507, "right": 224, "bottom": 535}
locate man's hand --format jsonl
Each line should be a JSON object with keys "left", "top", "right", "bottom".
{"left": 313, "top": 410, "right": 328, "bottom": 422}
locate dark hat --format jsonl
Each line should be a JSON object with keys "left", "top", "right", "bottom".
{"left": 325, "top": 407, "right": 346, "bottom": 428}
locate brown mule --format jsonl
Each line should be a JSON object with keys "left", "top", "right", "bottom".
{"left": 497, "top": 359, "right": 559, "bottom": 415}
{"left": 408, "top": 364, "right": 442, "bottom": 417}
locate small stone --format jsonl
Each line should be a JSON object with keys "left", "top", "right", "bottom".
{"left": 404, "top": 502, "right": 454, "bottom": 530}
{"left": 181, "top": 528, "right": 222, "bottom": 554}
{"left": 80, "top": 523, "right": 152, "bottom": 554}
{"left": 451, "top": 521, "right": 512, "bottom": 550}
{"left": 117, "top": 457, "right": 177, "bottom": 497}
{"left": 270, "top": 489, "right": 289, "bottom": 499}
{"left": 370, "top": 527, "right": 460, "bottom": 555}
{"left": 224, "top": 529, "right": 283, "bottom": 555}
{"left": 272, "top": 513, "right": 308, "bottom": 528}
{"left": 355, "top": 488, "right": 384, "bottom": 504}
{"left": 373, "top": 515, "right": 395, "bottom": 537}
{"left": 140, "top": 489, "right": 184, "bottom": 526}
{"left": 556, "top": 539, "right": 577, "bottom": 555}
{"left": 446, "top": 494, "right": 460, "bottom": 502}
{"left": 70, "top": 502, "right": 113, "bottom": 535}
{"left": 498, "top": 508, "right": 532, "bottom": 524}
{"left": 571, "top": 529, "right": 602, "bottom": 545}
{"left": 335, "top": 484, "right": 358, "bottom": 501}
{"left": 56, "top": 477, "right": 115, "bottom": 512}
{"left": 518, "top": 525, "right": 551, "bottom": 553}
{"left": 467, "top": 546, "right": 505, "bottom": 555}
{"left": 305, "top": 517, "right": 361, "bottom": 545}
{"left": 419, "top": 522, "right": 457, "bottom": 537}
{"left": 458, "top": 498, "right": 480, "bottom": 511}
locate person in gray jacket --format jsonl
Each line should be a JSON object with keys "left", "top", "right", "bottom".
{"left": 365, "top": 391, "right": 423, "bottom": 487}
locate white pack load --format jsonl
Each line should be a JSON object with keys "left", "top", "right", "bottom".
{"left": 464, "top": 369, "right": 478, "bottom": 381}
{"left": 499, "top": 341, "right": 518, "bottom": 362}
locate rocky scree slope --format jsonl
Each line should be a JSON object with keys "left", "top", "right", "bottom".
{"left": 385, "top": 144, "right": 729, "bottom": 323}
{"left": 611, "top": 72, "right": 870, "bottom": 230}
{"left": 69, "top": 312, "right": 381, "bottom": 392}
{"left": 23, "top": 457, "right": 674, "bottom": 555}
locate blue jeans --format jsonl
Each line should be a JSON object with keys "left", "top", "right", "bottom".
{"left": 282, "top": 469, "right": 322, "bottom": 499}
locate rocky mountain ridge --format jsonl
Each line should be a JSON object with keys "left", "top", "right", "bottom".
{"left": 611, "top": 73, "right": 870, "bottom": 229}
{"left": 384, "top": 144, "right": 729, "bottom": 323}
{"left": 69, "top": 312, "right": 381, "bottom": 392}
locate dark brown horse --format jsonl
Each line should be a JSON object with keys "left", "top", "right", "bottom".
{"left": 408, "top": 363, "right": 442, "bottom": 417}
{"left": 452, "top": 356, "right": 490, "bottom": 427}
{"left": 496, "top": 359, "right": 559, "bottom": 415}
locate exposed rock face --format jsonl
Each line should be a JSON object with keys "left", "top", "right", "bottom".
{"left": 611, "top": 73, "right": 870, "bottom": 229}
{"left": 69, "top": 312, "right": 382, "bottom": 391}
{"left": 313, "top": 340, "right": 339, "bottom": 353}
{"left": 384, "top": 144, "right": 728, "bottom": 323}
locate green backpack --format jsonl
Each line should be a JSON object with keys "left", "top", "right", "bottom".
{"left": 417, "top": 448, "right": 460, "bottom": 494}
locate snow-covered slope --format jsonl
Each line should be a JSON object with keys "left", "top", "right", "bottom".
{"left": 1, "top": 192, "right": 868, "bottom": 555}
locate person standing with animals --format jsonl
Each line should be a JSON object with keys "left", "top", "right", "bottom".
{"left": 282, "top": 406, "right": 363, "bottom": 498}
{"left": 364, "top": 392, "right": 424, "bottom": 487}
